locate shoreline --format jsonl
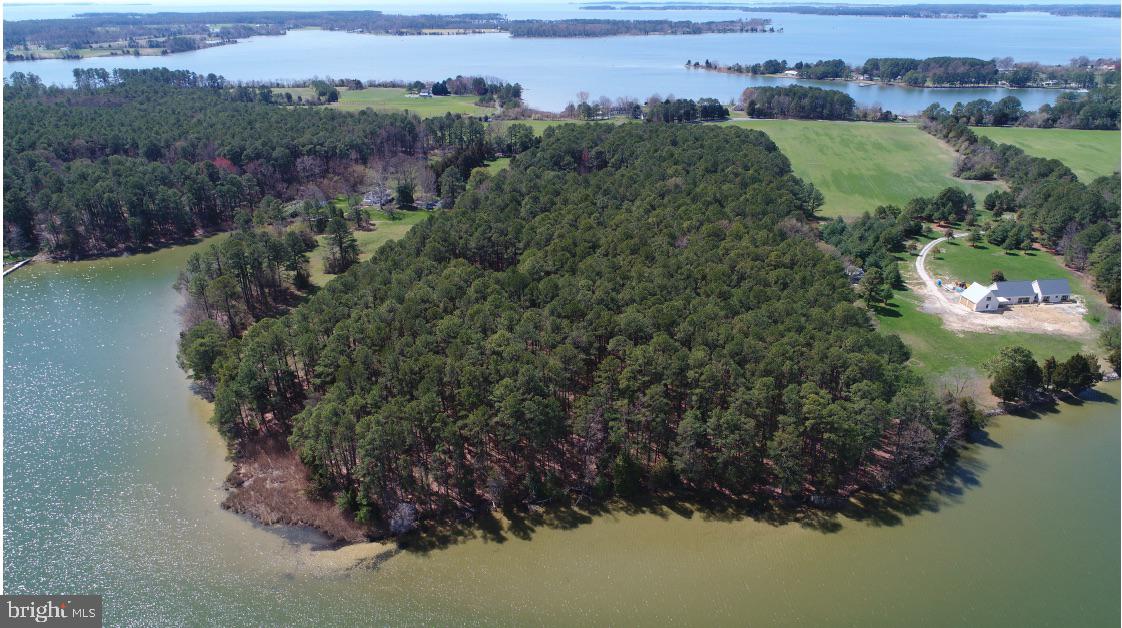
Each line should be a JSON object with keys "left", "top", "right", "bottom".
{"left": 688, "top": 66, "right": 1094, "bottom": 92}
{"left": 225, "top": 375, "right": 1114, "bottom": 547}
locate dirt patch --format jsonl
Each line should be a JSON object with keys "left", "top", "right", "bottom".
{"left": 222, "top": 437, "right": 372, "bottom": 544}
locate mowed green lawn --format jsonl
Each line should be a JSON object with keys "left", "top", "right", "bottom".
{"left": 876, "top": 284, "right": 1086, "bottom": 383}
{"left": 926, "top": 240, "right": 1083, "bottom": 292}
{"left": 727, "top": 120, "right": 1003, "bottom": 218}
{"left": 275, "top": 87, "right": 491, "bottom": 118}
{"left": 971, "top": 126, "right": 1120, "bottom": 181}
{"left": 308, "top": 209, "right": 430, "bottom": 286}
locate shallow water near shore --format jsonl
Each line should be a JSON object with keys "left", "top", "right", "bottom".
{"left": 4, "top": 240, "right": 1119, "bottom": 625}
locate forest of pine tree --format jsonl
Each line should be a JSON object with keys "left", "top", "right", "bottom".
{"left": 191, "top": 123, "right": 969, "bottom": 532}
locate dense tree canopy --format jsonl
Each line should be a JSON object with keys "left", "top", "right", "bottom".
{"left": 2, "top": 70, "right": 480, "bottom": 256}
{"left": 201, "top": 124, "right": 957, "bottom": 531}
{"left": 936, "top": 85, "right": 1120, "bottom": 130}
{"left": 740, "top": 86, "right": 855, "bottom": 120}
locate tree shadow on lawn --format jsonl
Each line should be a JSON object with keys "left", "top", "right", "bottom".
{"left": 397, "top": 449, "right": 990, "bottom": 555}
{"left": 871, "top": 302, "right": 903, "bottom": 318}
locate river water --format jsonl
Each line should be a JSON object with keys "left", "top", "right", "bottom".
{"left": 3, "top": 236, "right": 1119, "bottom": 625}
{"left": 4, "top": 6, "right": 1120, "bottom": 112}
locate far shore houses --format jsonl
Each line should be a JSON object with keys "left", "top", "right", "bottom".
{"left": 959, "top": 278, "right": 1072, "bottom": 312}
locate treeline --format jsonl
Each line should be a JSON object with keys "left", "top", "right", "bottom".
{"left": 864, "top": 56, "right": 1119, "bottom": 88}
{"left": 986, "top": 346, "right": 1103, "bottom": 405}
{"left": 644, "top": 97, "right": 729, "bottom": 122}
{"left": 740, "top": 86, "right": 855, "bottom": 120}
{"left": 690, "top": 58, "right": 847, "bottom": 80}
{"left": 920, "top": 112, "right": 1120, "bottom": 305}
{"left": 505, "top": 18, "right": 771, "bottom": 37}
{"left": 585, "top": 3, "right": 1120, "bottom": 18}
{"left": 3, "top": 11, "right": 507, "bottom": 50}
{"left": 933, "top": 86, "right": 1119, "bottom": 130}
{"left": 692, "top": 55, "right": 1118, "bottom": 90}
{"left": 190, "top": 123, "right": 981, "bottom": 534}
{"left": 2, "top": 69, "right": 478, "bottom": 257}
{"left": 432, "top": 75, "right": 523, "bottom": 109}
{"left": 4, "top": 11, "right": 777, "bottom": 52}
{"left": 820, "top": 187, "right": 979, "bottom": 302}
{"left": 863, "top": 56, "right": 997, "bottom": 86}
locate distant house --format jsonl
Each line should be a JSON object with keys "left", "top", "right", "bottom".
{"left": 960, "top": 282, "right": 999, "bottom": 311}
{"left": 959, "top": 278, "right": 1073, "bottom": 311}
{"left": 782, "top": 69, "right": 799, "bottom": 77}
{"left": 362, "top": 188, "right": 392, "bottom": 207}
{"left": 844, "top": 264, "right": 865, "bottom": 284}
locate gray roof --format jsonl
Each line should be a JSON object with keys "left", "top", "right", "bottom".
{"left": 990, "top": 281, "right": 1036, "bottom": 299}
{"left": 1034, "top": 278, "right": 1071, "bottom": 294}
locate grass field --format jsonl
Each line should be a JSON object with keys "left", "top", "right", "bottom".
{"left": 308, "top": 209, "right": 430, "bottom": 286}
{"left": 971, "top": 126, "right": 1120, "bottom": 182}
{"left": 875, "top": 283, "right": 1086, "bottom": 383}
{"left": 926, "top": 240, "right": 1083, "bottom": 291}
{"left": 728, "top": 120, "right": 1004, "bottom": 218}
{"left": 484, "top": 157, "right": 512, "bottom": 174}
{"left": 275, "top": 87, "right": 491, "bottom": 118}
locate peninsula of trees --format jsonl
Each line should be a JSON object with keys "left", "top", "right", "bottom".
{"left": 2, "top": 69, "right": 495, "bottom": 258}
{"left": 3, "top": 10, "right": 773, "bottom": 60}
{"left": 689, "top": 56, "right": 1120, "bottom": 90}
{"left": 584, "top": 3, "right": 1121, "bottom": 18}
{"left": 183, "top": 123, "right": 985, "bottom": 538}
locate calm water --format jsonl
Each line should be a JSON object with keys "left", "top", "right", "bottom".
{"left": 3, "top": 239, "right": 1120, "bottom": 625}
{"left": 4, "top": 8, "right": 1120, "bottom": 112}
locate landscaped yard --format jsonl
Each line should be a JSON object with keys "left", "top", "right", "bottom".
{"left": 726, "top": 120, "right": 1003, "bottom": 218}
{"left": 971, "top": 126, "right": 1121, "bottom": 182}
{"left": 274, "top": 87, "right": 492, "bottom": 118}
{"left": 308, "top": 209, "right": 431, "bottom": 286}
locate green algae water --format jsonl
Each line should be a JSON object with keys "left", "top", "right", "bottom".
{"left": 4, "top": 242, "right": 1119, "bottom": 626}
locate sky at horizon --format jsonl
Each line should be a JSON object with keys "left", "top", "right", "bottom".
{"left": 2, "top": 0, "right": 1116, "bottom": 10}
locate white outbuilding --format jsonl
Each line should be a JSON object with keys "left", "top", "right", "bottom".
{"left": 959, "top": 282, "right": 999, "bottom": 311}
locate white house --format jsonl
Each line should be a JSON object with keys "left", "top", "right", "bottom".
{"left": 960, "top": 282, "right": 999, "bottom": 311}
{"left": 960, "top": 278, "right": 1073, "bottom": 311}
{"left": 991, "top": 280, "right": 1038, "bottom": 305}
{"left": 783, "top": 69, "right": 799, "bottom": 77}
{"left": 1032, "top": 279, "right": 1072, "bottom": 303}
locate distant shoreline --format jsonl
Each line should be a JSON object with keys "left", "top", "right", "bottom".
{"left": 689, "top": 66, "right": 1093, "bottom": 92}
